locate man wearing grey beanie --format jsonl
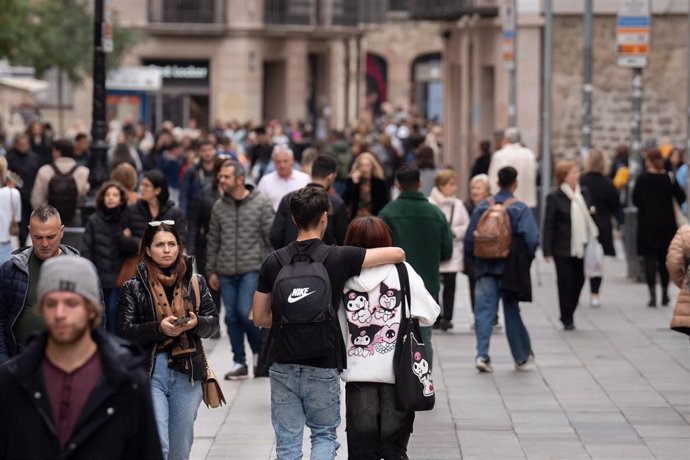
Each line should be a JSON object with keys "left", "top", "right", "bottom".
{"left": 0, "top": 256, "right": 163, "bottom": 459}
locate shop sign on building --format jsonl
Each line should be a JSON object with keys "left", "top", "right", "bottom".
{"left": 617, "top": 0, "right": 650, "bottom": 68}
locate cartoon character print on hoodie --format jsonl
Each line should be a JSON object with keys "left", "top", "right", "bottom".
{"left": 343, "top": 289, "right": 373, "bottom": 323}
{"left": 374, "top": 322, "right": 399, "bottom": 354}
{"left": 348, "top": 323, "right": 383, "bottom": 357}
{"left": 374, "top": 281, "right": 401, "bottom": 322}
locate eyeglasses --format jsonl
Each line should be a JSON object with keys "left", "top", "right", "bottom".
{"left": 148, "top": 220, "right": 175, "bottom": 227}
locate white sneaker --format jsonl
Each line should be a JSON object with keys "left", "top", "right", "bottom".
{"left": 590, "top": 295, "right": 601, "bottom": 308}
{"left": 515, "top": 353, "right": 535, "bottom": 370}
{"left": 475, "top": 357, "right": 493, "bottom": 373}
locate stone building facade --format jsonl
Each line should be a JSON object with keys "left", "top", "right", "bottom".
{"left": 552, "top": 14, "right": 688, "bottom": 159}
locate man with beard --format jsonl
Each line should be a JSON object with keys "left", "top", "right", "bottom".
{"left": 0, "top": 256, "right": 162, "bottom": 459}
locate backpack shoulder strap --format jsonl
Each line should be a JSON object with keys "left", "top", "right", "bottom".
{"left": 191, "top": 274, "right": 201, "bottom": 311}
{"left": 309, "top": 243, "right": 331, "bottom": 264}
{"left": 68, "top": 164, "right": 79, "bottom": 175}
{"left": 486, "top": 196, "right": 496, "bottom": 206}
{"left": 502, "top": 197, "right": 519, "bottom": 207}
{"left": 275, "top": 246, "right": 293, "bottom": 267}
{"left": 50, "top": 164, "right": 61, "bottom": 176}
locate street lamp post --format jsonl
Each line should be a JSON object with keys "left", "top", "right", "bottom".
{"left": 90, "top": 0, "right": 109, "bottom": 189}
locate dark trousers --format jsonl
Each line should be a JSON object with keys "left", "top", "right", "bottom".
{"left": 440, "top": 272, "right": 457, "bottom": 321}
{"left": 642, "top": 249, "right": 670, "bottom": 298}
{"left": 554, "top": 256, "right": 585, "bottom": 327}
{"left": 345, "top": 382, "right": 415, "bottom": 460}
{"left": 590, "top": 277, "right": 602, "bottom": 294}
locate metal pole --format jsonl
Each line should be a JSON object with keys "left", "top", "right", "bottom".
{"left": 582, "top": 0, "right": 593, "bottom": 153}
{"left": 541, "top": 0, "right": 553, "bottom": 225}
{"left": 624, "top": 68, "right": 643, "bottom": 279}
{"left": 90, "top": 0, "right": 109, "bottom": 190}
{"left": 508, "top": 0, "right": 518, "bottom": 127}
{"left": 686, "top": 0, "right": 690, "bottom": 219}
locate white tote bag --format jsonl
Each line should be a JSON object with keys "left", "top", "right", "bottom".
{"left": 584, "top": 238, "right": 604, "bottom": 278}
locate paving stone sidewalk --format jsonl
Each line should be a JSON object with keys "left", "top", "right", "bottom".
{"left": 191, "top": 254, "right": 690, "bottom": 459}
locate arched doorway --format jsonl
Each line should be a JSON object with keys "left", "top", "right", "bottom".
{"left": 411, "top": 52, "right": 443, "bottom": 121}
{"left": 365, "top": 53, "right": 388, "bottom": 117}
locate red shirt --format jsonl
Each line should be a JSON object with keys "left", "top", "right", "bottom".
{"left": 43, "top": 351, "right": 103, "bottom": 448}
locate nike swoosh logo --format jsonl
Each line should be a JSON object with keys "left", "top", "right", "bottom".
{"left": 288, "top": 291, "right": 316, "bottom": 303}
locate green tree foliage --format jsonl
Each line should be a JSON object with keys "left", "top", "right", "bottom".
{"left": 4, "top": 0, "right": 139, "bottom": 133}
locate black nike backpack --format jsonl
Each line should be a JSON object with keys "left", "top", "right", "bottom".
{"left": 47, "top": 164, "right": 79, "bottom": 223}
{"left": 271, "top": 244, "right": 334, "bottom": 361}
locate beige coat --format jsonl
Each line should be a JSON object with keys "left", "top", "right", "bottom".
{"left": 30, "top": 157, "right": 91, "bottom": 210}
{"left": 488, "top": 143, "right": 538, "bottom": 208}
{"left": 665, "top": 224, "right": 690, "bottom": 335}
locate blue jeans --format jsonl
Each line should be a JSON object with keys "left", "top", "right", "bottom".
{"left": 151, "top": 353, "right": 203, "bottom": 460}
{"left": 269, "top": 363, "right": 340, "bottom": 460}
{"left": 474, "top": 275, "right": 532, "bottom": 364}
{"left": 103, "top": 288, "right": 119, "bottom": 333}
{"left": 220, "top": 272, "right": 262, "bottom": 364}
{"left": 0, "top": 241, "right": 12, "bottom": 265}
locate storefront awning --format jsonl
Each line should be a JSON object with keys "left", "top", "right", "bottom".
{"left": 0, "top": 77, "right": 48, "bottom": 93}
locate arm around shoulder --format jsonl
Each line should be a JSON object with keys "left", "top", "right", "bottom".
{"left": 406, "top": 263, "right": 441, "bottom": 327}
{"left": 362, "top": 246, "right": 405, "bottom": 268}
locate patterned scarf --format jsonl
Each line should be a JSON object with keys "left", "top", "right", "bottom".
{"left": 148, "top": 268, "right": 199, "bottom": 374}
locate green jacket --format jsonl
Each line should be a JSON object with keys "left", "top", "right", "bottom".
{"left": 379, "top": 190, "right": 453, "bottom": 295}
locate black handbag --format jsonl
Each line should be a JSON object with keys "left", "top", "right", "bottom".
{"left": 393, "top": 263, "right": 436, "bottom": 412}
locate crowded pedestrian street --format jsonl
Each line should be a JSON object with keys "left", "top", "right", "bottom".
{"left": 192, "top": 251, "right": 690, "bottom": 460}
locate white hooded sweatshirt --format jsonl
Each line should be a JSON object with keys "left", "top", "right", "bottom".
{"left": 339, "top": 262, "right": 440, "bottom": 384}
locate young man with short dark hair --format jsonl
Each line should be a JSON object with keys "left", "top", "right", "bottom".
{"left": 378, "top": 164, "right": 453, "bottom": 365}
{"left": 252, "top": 186, "right": 404, "bottom": 460}
{"left": 464, "top": 166, "right": 540, "bottom": 373}
{"left": 270, "top": 155, "right": 348, "bottom": 248}
{"left": 0, "top": 256, "right": 162, "bottom": 459}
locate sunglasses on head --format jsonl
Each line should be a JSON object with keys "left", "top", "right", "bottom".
{"left": 148, "top": 220, "right": 175, "bottom": 227}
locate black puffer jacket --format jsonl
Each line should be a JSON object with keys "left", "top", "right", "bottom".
{"left": 0, "top": 330, "right": 163, "bottom": 460}
{"left": 188, "top": 182, "right": 219, "bottom": 275}
{"left": 117, "top": 259, "right": 219, "bottom": 379}
{"left": 120, "top": 199, "right": 188, "bottom": 256}
{"left": 81, "top": 207, "right": 127, "bottom": 289}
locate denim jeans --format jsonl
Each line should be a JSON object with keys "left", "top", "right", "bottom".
{"left": 220, "top": 272, "right": 262, "bottom": 364}
{"left": 269, "top": 363, "right": 340, "bottom": 460}
{"left": 345, "top": 382, "right": 415, "bottom": 459}
{"left": 474, "top": 275, "right": 532, "bottom": 364}
{"left": 151, "top": 352, "right": 203, "bottom": 460}
{"left": 103, "top": 287, "right": 119, "bottom": 334}
{"left": 0, "top": 241, "right": 12, "bottom": 265}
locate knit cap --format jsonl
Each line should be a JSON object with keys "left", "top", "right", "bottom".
{"left": 37, "top": 256, "right": 102, "bottom": 309}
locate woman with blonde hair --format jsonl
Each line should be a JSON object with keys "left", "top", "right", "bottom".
{"left": 464, "top": 174, "right": 491, "bottom": 319}
{"left": 0, "top": 157, "right": 21, "bottom": 263}
{"left": 428, "top": 169, "right": 469, "bottom": 330}
{"left": 342, "top": 152, "right": 389, "bottom": 219}
{"left": 543, "top": 160, "right": 599, "bottom": 330}
{"left": 579, "top": 148, "right": 620, "bottom": 307}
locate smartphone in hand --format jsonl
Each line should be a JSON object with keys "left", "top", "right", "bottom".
{"left": 174, "top": 316, "right": 191, "bottom": 327}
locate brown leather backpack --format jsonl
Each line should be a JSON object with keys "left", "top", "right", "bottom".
{"left": 472, "top": 197, "right": 517, "bottom": 259}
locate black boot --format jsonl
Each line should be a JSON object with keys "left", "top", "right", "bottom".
{"left": 661, "top": 290, "right": 670, "bottom": 306}
{"left": 648, "top": 287, "right": 657, "bottom": 308}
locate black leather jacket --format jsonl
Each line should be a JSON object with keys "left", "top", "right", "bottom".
{"left": 116, "top": 258, "right": 219, "bottom": 380}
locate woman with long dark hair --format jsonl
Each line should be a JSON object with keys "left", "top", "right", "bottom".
{"left": 633, "top": 148, "right": 685, "bottom": 307}
{"left": 117, "top": 222, "right": 219, "bottom": 459}
{"left": 80, "top": 181, "right": 128, "bottom": 332}
{"left": 340, "top": 216, "right": 439, "bottom": 459}
{"left": 121, "top": 170, "right": 187, "bottom": 254}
